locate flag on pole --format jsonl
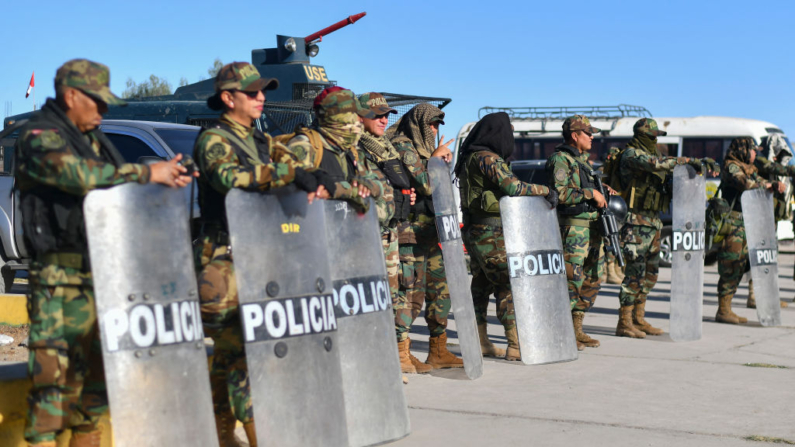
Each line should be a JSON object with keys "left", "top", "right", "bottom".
{"left": 25, "top": 72, "right": 34, "bottom": 98}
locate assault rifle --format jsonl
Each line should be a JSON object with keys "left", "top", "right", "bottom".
{"left": 592, "top": 171, "right": 625, "bottom": 267}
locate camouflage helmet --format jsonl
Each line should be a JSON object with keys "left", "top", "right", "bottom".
{"left": 314, "top": 87, "right": 375, "bottom": 119}
{"left": 562, "top": 115, "right": 601, "bottom": 135}
{"left": 207, "top": 62, "right": 279, "bottom": 111}
{"left": 633, "top": 118, "right": 667, "bottom": 137}
{"left": 357, "top": 92, "right": 397, "bottom": 116}
{"left": 55, "top": 59, "right": 126, "bottom": 106}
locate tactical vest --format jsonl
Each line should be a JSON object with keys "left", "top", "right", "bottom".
{"left": 18, "top": 100, "right": 126, "bottom": 266}
{"left": 718, "top": 161, "right": 753, "bottom": 213}
{"left": 553, "top": 145, "right": 597, "bottom": 216}
{"left": 621, "top": 147, "right": 670, "bottom": 214}
{"left": 459, "top": 151, "right": 506, "bottom": 220}
{"left": 197, "top": 121, "right": 271, "bottom": 230}
{"left": 362, "top": 149, "right": 412, "bottom": 223}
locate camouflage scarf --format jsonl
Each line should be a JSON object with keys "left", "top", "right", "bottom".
{"left": 627, "top": 133, "right": 658, "bottom": 156}
{"left": 387, "top": 103, "right": 444, "bottom": 159}
{"left": 359, "top": 131, "right": 399, "bottom": 162}
{"left": 724, "top": 137, "right": 758, "bottom": 177}
{"left": 318, "top": 111, "right": 363, "bottom": 158}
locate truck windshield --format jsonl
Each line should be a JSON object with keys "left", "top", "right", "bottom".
{"left": 155, "top": 129, "right": 200, "bottom": 157}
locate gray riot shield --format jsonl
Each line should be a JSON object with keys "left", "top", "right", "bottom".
{"left": 741, "top": 189, "right": 782, "bottom": 327}
{"left": 500, "top": 196, "right": 579, "bottom": 365}
{"left": 670, "top": 165, "right": 707, "bottom": 342}
{"left": 323, "top": 199, "right": 410, "bottom": 447}
{"left": 226, "top": 187, "right": 348, "bottom": 447}
{"left": 428, "top": 157, "right": 483, "bottom": 380}
{"left": 83, "top": 184, "right": 217, "bottom": 447}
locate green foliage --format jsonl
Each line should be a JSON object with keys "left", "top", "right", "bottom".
{"left": 122, "top": 75, "right": 173, "bottom": 99}
{"left": 208, "top": 58, "right": 223, "bottom": 78}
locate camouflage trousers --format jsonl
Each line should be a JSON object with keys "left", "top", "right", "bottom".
{"left": 717, "top": 213, "right": 747, "bottom": 300}
{"left": 560, "top": 223, "right": 604, "bottom": 312}
{"left": 196, "top": 241, "right": 252, "bottom": 424}
{"left": 382, "top": 226, "right": 400, "bottom": 306}
{"left": 25, "top": 279, "right": 107, "bottom": 443}
{"left": 395, "top": 218, "right": 450, "bottom": 341}
{"left": 463, "top": 223, "right": 515, "bottom": 329}
{"left": 618, "top": 221, "right": 662, "bottom": 306}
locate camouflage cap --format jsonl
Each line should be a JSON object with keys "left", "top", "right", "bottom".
{"left": 562, "top": 115, "right": 600, "bottom": 135}
{"left": 314, "top": 87, "right": 375, "bottom": 119}
{"left": 55, "top": 59, "right": 126, "bottom": 106}
{"left": 207, "top": 62, "right": 279, "bottom": 110}
{"left": 633, "top": 118, "right": 667, "bottom": 137}
{"left": 357, "top": 92, "right": 397, "bottom": 116}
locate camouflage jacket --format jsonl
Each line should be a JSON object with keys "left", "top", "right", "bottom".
{"left": 546, "top": 144, "right": 597, "bottom": 221}
{"left": 618, "top": 146, "right": 684, "bottom": 226}
{"left": 16, "top": 99, "right": 150, "bottom": 285}
{"left": 721, "top": 162, "right": 767, "bottom": 213}
{"left": 460, "top": 151, "right": 548, "bottom": 219}
{"left": 755, "top": 156, "right": 795, "bottom": 179}
{"left": 284, "top": 131, "right": 391, "bottom": 216}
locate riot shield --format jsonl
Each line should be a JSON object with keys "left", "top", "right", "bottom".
{"left": 500, "top": 196, "right": 578, "bottom": 365}
{"left": 323, "top": 199, "right": 410, "bottom": 447}
{"left": 84, "top": 184, "right": 217, "bottom": 447}
{"left": 428, "top": 157, "right": 483, "bottom": 380}
{"left": 741, "top": 189, "right": 782, "bottom": 327}
{"left": 670, "top": 165, "right": 706, "bottom": 342}
{"left": 226, "top": 187, "right": 348, "bottom": 447}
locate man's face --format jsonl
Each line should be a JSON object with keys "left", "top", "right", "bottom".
{"left": 68, "top": 88, "right": 107, "bottom": 133}
{"left": 429, "top": 121, "right": 439, "bottom": 137}
{"left": 232, "top": 90, "right": 265, "bottom": 122}
{"left": 361, "top": 114, "right": 389, "bottom": 137}
{"left": 571, "top": 129, "right": 593, "bottom": 153}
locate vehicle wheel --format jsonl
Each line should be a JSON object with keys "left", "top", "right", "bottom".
{"left": 0, "top": 262, "right": 15, "bottom": 294}
{"left": 659, "top": 226, "right": 673, "bottom": 268}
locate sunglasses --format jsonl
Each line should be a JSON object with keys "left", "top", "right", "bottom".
{"left": 232, "top": 89, "right": 261, "bottom": 99}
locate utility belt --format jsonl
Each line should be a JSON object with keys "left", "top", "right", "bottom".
{"left": 558, "top": 217, "right": 598, "bottom": 229}
{"left": 557, "top": 202, "right": 596, "bottom": 216}
{"left": 390, "top": 189, "right": 412, "bottom": 225}
{"left": 39, "top": 251, "right": 91, "bottom": 271}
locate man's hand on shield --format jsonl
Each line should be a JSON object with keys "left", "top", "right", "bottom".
{"left": 150, "top": 153, "right": 197, "bottom": 188}
{"left": 544, "top": 189, "right": 559, "bottom": 209}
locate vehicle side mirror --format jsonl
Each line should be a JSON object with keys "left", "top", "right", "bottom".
{"left": 137, "top": 156, "right": 165, "bottom": 166}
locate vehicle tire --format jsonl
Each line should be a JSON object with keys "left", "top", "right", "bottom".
{"left": 0, "top": 261, "right": 15, "bottom": 294}
{"left": 659, "top": 225, "right": 673, "bottom": 268}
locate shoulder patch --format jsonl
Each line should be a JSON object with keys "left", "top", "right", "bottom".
{"left": 554, "top": 168, "right": 567, "bottom": 182}
{"left": 39, "top": 130, "right": 65, "bottom": 150}
{"left": 403, "top": 150, "right": 418, "bottom": 166}
{"left": 291, "top": 145, "right": 308, "bottom": 162}
{"left": 206, "top": 143, "right": 227, "bottom": 160}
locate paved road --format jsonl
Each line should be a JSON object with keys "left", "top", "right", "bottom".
{"left": 393, "top": 254, "right": 795, "bottom": 446}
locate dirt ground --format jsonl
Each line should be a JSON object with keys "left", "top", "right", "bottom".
{"left": 0, "top": 324, "right": 29, "bottom": 362}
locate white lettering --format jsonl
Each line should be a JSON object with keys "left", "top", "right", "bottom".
{"left": 509, "top": 257, "right": 522, "bottom": 278}
{"left": 154, "top": 304, "right": 176, "bottom": 345}
{"left": 129, "top": 305, "right": 156, "bottom": 348}
{"left": 285, "top": 300, "right": 304, "bottom": 336}
{"left": 103, "top": 309, "right": 129, "bottom": 352}
{"left": 673, "top": 232, "right": 682, "bottom": 251}
{"left": 264, "top": 301, "right": 287, "bottom": 339}
{"left": 309, "top": 297, "right": 323, "bottom": 333}
{"left": 170, "top": 302, "right": 183, "bottom": 343}
{"left": 359, "top": 283, "right": 374, "bottom": 313}
{"left": 242, "top": 304, "right": 264, "bottom": 342}
{"left": 180, "top": 301, "right": 194, "bottom": 342}
{"left": 326, "top": 296, "right": 337, "bottom": 330}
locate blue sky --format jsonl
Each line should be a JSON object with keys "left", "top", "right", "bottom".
{"left": 2, "top": 0, "right": 793, "bottom": 139}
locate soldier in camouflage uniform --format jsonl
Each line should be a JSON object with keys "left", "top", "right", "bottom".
{"left": 455, "top": 112, "right": 557, "bottom": 361}
{"left": 194, "top": 62, "right": 322, "bottom": 447}
{"left": 546, "top": 115, "right": 608, "bottom": 351}
{"left": 386, "top": 103, "right": 464, "bottom": 370}
{"left": 281, "top": 87, "right": 388, "bottom": 213}
{"left": 356, "top": 93, "right": 419, "bottom": 376}
{"left": 16, "top": 59, "right": 194, "bottom": 447}
{"left": 614, "top": 118, "right": 716, "bottom": 337}
{"left": 717, "top": 137, "right": 785, "bottom": 323}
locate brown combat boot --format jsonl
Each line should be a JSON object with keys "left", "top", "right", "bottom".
{"left": 616, "top": 305, "right": 646, "bottom": 338}
{"left": 747, "top": 280, "right": 756, "bottom": 308}
{"left": 572, "top": 311, "right": 600, "bottom": 347}
{"left": 605, "top": 260, "right": 624, "bottom": 285}
{"left": 70, "top": 426, "right": 102, "bottom": 447}
{"left": 478, "top": 323, "right": 506, "bottom": 358}
{"left": 632, "top": 301, "right": 664, "bottom": 335}
{"left": 716, "top": 295, "right": 747, "bottom": 324}
{"left": 397, "top": 338, "right": 416, "bottom": 374}
{"left": 408, "top": 338, "right": 433, "bottom": 373}
{"left": 425, "top": 333, "right": 464, "bottom": 369}
{"left": 504, "top": 326, "right": 521, "bottom": 361}
{"left": 243, "top": 422, "right": 257, "bottom": 447}
{"left": 215, "top": 411, "right": 243, "bottom": 447}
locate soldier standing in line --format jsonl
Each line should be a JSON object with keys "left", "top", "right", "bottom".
{"left": 388, "top": 103, "right": 464, "bottom": 370}
{"left": 717, "top": 137, "right": 785, "bottom": 323}
{"left": 546, "top": 115, "right": 607, "bottom": 351}
{"left": 356, "top": 93, "right": 422, "bottom": 376}
{"left": 613, "top": 118, "right": 716, "bottom": 337}
{"left": 456, "top": 112, "right": 557, "bottom": 360}
{"left": 194, "top": 62, "right": 323, "bottom": 447}
{"left": 16, "top": 59, "right": 194, "bottom": 447}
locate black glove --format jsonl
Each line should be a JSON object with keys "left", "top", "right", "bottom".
{"left": 178, "top": 155, "right": 198, "bottom": 176}
{"left": 312, "top": 170, "right": 338, "bottom": 195}
{"left": 292, "top": 167, "right": 318, "bottom": 193}
{"left": 703, "top": 157, "right": 720, "bottom": 175}
{"left": 544, "top": 189, "right": 559, "bottom": 209}
{"left": 687, "top": 159, "right": 703, "bottom": 173}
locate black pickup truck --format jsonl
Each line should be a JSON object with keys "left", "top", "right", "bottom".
{"left": 0, "top": 120, "right": 200, "bottom": 292}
